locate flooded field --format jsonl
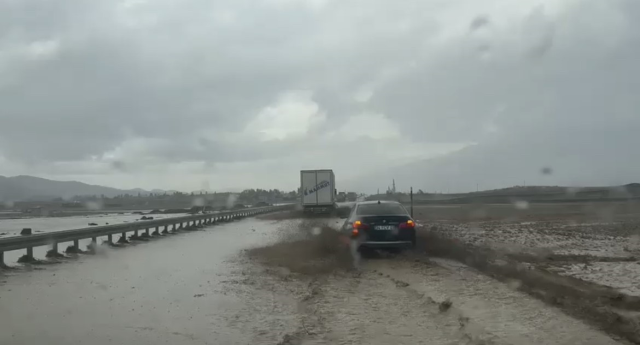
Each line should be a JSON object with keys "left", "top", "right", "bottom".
{"left": 0, "top": 213, "right": 188, "bottom": 264}
{"left": 413, "top": 201, "right": 640, "bottom": 343}
{"left": 0, "top": 212, "right": 186, "bottom": 238}
{"left": 413, "top": 202, "right": 640, "bottom": 296}
{"left": 0, "top": 206, "right": 636, "bottom": 344}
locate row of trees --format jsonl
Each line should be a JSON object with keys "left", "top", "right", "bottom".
{"left": 67, "top": 188, "right": 299, "bottom": 203}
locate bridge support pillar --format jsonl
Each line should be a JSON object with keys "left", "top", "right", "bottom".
{"left": 107, "top": 234, "right": 113, "bottom": 244}
{"left": 162, "top": 225, "right": 169, "bottom": 234}
{"left": 87, "top": 237, "right": 97, "bottom": 253}
{"left": 63, "top": 240, "right": 82, "bottom": 254}
{"left": 45, "top": 242, "right": 64, "bottom": 258}
{"left": 118, "top": 232, "right": 129, "bottom": 244}
{"left": 18, "top": 246, "right": 35, "bottom": 263}
{"left": 130, "top": 229, "right": 142, "bottom": 241}
{"left": 0, "top": 251, "right": 5, "bottom": 268}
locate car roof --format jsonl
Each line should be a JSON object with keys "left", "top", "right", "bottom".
{"left": 356, "top": 200, "right": 402, "bottom": 205}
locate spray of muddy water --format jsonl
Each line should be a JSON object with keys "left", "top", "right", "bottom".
{"left": 247, "top": 218, "right": 356, "bottom": 276}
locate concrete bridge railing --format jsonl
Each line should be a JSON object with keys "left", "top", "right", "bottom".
{"left": 0, "top": 204, "right": 292, "bottom": 266}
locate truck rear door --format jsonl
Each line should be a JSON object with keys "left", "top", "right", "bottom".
{"left": 301, "top": 171, "right": 318, "bottom": 206}
{"left": 315, "top": 170, "right": 333, "bottom": 205}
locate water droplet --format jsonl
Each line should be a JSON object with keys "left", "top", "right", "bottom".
{"left": 111, "top": 160, "right": 126, "bottom": 171}
{"left": 513, "top": 200, "right": 529, "bottom": 210}
{"left": 469, "top": 15, "right": 490, "bottom": 32}
{"left": 85, "top": 201, "right": 103, "bottom": 210}
{"left": 192, "top": 197, "right": 205, "bottom": 207}
{"left": 226, "top": 194, "right": 239, "bottom": 209}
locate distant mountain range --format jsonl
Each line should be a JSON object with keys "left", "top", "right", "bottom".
{"left": 345, "top": 138, "right": 640, "bottom": 194}
{"left": 0, "top": 175, "right": 173, "bottom": 202}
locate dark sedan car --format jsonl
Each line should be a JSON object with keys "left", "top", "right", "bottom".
{"left": 340, "top": 200, "right": 416, "bottom": 252}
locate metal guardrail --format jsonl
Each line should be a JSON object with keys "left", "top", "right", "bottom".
{"left": 0, "top": 204, "right": 293, "bottom": 265}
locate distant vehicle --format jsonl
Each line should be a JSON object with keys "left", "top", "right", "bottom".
{"left": 300, "top": 169, "right": 337, "bottom": 214}
{"left": 339, "top": 200, "right": 416, "bottom": 252}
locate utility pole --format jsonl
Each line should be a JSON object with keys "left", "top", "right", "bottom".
{"left": 410, "top": 187, "right": 414, "bottom": 218}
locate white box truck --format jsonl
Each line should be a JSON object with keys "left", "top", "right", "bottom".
{"left": 300, "top": 169, "right": 337, "bottom": 213}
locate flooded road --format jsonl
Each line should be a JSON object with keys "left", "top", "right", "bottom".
{"left": 0, "top": 216, "right": 626, "bottom": 345}
{"left": 0, "top": 217, "right": 281, "bottom": 345}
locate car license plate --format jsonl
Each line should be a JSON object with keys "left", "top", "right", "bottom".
{"left": 374, "top": 225, "right": 395, "bottom": 231}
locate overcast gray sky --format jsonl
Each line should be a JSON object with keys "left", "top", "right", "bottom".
{"left": 1, "top": 0, "right": 639, "bottom": 192}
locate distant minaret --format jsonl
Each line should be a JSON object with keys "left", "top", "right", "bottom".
{"left": 392, "top": 179, "right": 396, "bottom": 194}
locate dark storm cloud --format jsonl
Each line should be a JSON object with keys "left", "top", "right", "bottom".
{"left": 0, "top": 0, "right": 323, "bottom": 163}
{"left": 1, "top": 0, "right": 639, "bottom": 191}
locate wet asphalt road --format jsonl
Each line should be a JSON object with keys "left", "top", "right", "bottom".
{"left": 0, "top": 217, "right": 626, "bottom": 345}
{"left": 0, "top": 217, "right": 280, "bottom": 345}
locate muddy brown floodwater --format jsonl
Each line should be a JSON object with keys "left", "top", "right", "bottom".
{"left": 0, "top": 212, "right": 629, "bottom": 344}
{"left": 241, "top": 216, "right": 624, "bottom": 345}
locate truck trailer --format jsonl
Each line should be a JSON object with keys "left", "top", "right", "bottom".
{"left": 300, "top": 169, "right": 337, "bottom": 214}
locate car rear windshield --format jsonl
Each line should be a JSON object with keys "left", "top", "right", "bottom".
{"left": 356, "top": 203, "right": 408, "bottom": 216}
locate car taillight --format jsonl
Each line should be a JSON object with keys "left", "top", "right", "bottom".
{"left": 352, "top": 221, "right": 369, "bottom": 237}
{"left": 399, "top": 220, "right": 415, "bottom": 229}
{"left": 353, "top": 220, "right": 370, "bottom": 230}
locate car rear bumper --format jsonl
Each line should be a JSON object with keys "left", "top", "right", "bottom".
{"left": 359, "top": 241, "right": 414, "bottom": 249}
